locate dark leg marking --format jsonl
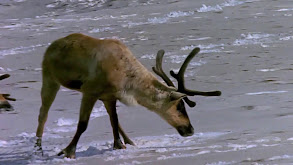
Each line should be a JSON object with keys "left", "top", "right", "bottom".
{"left": 66, "top": 80, "right": 83, "bottom": 89}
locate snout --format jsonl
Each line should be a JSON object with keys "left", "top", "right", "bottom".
{"left": 177, "top": 124, "right": 194, "bottom": 137}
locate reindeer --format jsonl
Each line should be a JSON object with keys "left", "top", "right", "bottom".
{"left": 0, "top": 74, "right": 14, "bottom": 111}
{"left": 34, "top": 33, "right": 221, "bottom": 158}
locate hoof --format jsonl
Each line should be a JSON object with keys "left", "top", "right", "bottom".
{"left": 34, "top": 138, "right": 44, "bottom": 156}
{"left": 113, "top": 140, "right": 126, "bottom": 149}
{"left": 33, "top": 146, "right": 44, "bottom": 156}
{"left": 58, "top": 147, "right": 76, "bottom": 159}
{"left": 124, "top": 138, "right": 135, "bottom": 146}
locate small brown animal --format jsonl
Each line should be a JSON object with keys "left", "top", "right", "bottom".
{"left": 35, "top": 33, "right": 221, "bottom": 158}
{"left": 0, "top": 74, "right": 14, "bottom": 111}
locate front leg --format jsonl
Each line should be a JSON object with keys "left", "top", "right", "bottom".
{"left": 103, "top": 100, "right": 126, "bottom": 149}
{"left": 58, "top": 94, "right": 97, "bottom": 158}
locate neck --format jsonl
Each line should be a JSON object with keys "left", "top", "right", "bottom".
{"left": 120, "top": 71, "right": 171, "bottom": 111}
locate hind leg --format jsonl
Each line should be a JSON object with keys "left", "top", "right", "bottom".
{"left": 35, "top": 71, "right": 60, "bottom": 155}
{"left": 118, "top": 123, "right": 135, "bottom": 146}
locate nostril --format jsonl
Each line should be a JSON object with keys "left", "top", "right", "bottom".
{"left": 189, "top": 125, "right": 194, "bottom": 132}
{"left": 187, "top": 124, "right": 194, "bottom": 135}
{"left": 177, "top": 125, "right": 194, "bottom": 137}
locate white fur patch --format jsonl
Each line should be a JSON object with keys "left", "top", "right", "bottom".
{"left": 119, "top": 91, "right": 138, "bottom": 106}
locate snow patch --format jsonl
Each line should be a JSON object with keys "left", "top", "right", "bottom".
{"left": 0, "top": 44, "right": 46, "bottom": 56}
{"left": 257, "top": 68, "right": 279, "bottom": 72}
{"left": 280, "top": 36, "right": 293, "bottom": 41}
{"left": 90, "top": 106, "right": 108, "bottom": 118}
{"left": 197, "top": 4, "right": 223, "bottom": 13}
{"left": 233, "top": 33, "right": 275, "bottom": 47}
{"left": 55, "top": 117, "right": 77, "bottom": 126}
{"left": 276, "top": 8, "right": 293, "bottom": 12}
{"left": 245, "top": 91, "right": 288, "bottom": 95}
{"left": 140, "top": 54, "right": 155, "bottom": 60}
{"left": 89, "top": 27, "right": 114, "bottom": 33}
{"left": 268, "top": 155, "right": 293, "bottom": 161}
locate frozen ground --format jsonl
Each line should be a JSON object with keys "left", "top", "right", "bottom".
{"left": 1, "top": 0, "right": 293, "bottom": 164}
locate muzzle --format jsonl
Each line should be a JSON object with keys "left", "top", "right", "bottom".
{"left": 177, "top": 124, "right": 194, "bottom": 137}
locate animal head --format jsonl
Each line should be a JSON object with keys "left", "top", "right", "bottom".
{"left": 152, "top": 47, "right": 221, "bottom": 137}
{"left": 155, "top": 91, "right": 194, "bottom": 137}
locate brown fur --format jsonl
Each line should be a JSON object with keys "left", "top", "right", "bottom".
{"left": 36, "top": 33, "right": 192, "bottom": 158}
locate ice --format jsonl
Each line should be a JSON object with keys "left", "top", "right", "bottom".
{"left": 181, "top": 44, "right": 224, "bottom": 51}
{"left": 222, "top": 0, "right": 245, "bottom": 7}
{"left": 254, "top": 137, "right": 281, "bottom": 143}
{"left": 140, "top": 54, "right": 155, "bottom": 60}
{"left": 233, "top": 33, "right": 276, "bottom": 47}
{"left": 47, "top": 126, "right": 76, "bottom": 133}
{"left": 123, "top": 10, "right": 195, "bottom": 28}
{"left": 60, "top": 88, "right": 71, "bottom": 92}
{"left": 122, "top": 21, "right": 147, "bottom": 28}
{"left": 13, "top": 0, "right": 27, "bottom": 2}
{"left": 0, "top": 67, "right": 12, "bottom": 72}
{"left": 245, "top": 91, "right": 288, "bottom": 95}
{"left": 55, "top": 117, "right": 77, "bottom": 126}
{"left": 0, "top": 44, "right": 45, "bottom": 56}
{"left": 147, "top": 17, "right": 169, "bottom": 24}
{"left": 155, "top": 148, "right": 168, "bottom": 153}
{"left": 257, "top": 69, "right": 279, "bottom": 72}
{"left": 157, "top": 150, "right": 210, "bottom": 160}
{"left": 46, "top": 0, "right": 107, "bottom": 9}
{"left": 167, "top": 11, "right": 194, "bottom": 18}
{"left": 1, "top": 131, "right": 228, "bottom": 164}
{"left": 0, "top": 140, "right": 17, "bottom": 147}
{"left": 197, "top": 0, "right": 254, "bottom": 13}
{"left": 280, "top": 36, "right": 293, "bottom": 41}
{"left": 206, "top": 161, "right": 236, "bottom": 165}
{"left": 181, "top": 44, "right": 225, "bottom": 54}
{"left": 268, "top": 155, "right": 293, "bottom": 161}
{"left": 197, "top": 4, "right": 223, "bottom": 13}
{"left": 90, "top": 106, "right": 108, "bottom": 119}
{"left": 2, "top": 0, "right": 293, "bottom": 164}
{"left": 227, "top": 144, "right": 257, "bottom": 151}
{"left": 168, "top": 54, "right": 206, "bottom": 66}
{"left": 89, "top": 27, "right": 114, "bottom": 33}
{"left": 276, "top": 8, "right": 293, "bottom": 12}
{"left": 188, "top": 37, "right": 212, "bottom": 41}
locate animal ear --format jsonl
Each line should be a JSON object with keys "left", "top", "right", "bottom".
{"left": 170, "top": 91, "right": 187, "bottom": 101}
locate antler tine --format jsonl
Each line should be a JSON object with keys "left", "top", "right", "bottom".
{"left": 3, "top": 94, "right": 16, "bottom": 101}
{"left": 170, "top": 47, "right": 221, "bottom": 97}
{"left": 183, "top": 97, "right": 196, "bottom": 107}
{"left": 0, "top": 74, "right": 10, "bottom": 81}
{"left": 152, "top": 50, "right": 175, "bottom": 87}
{"left": 170, "top": 47, "right": 200, "bottom": 95}
{"left": 152, "top": 50, "right": 196, "bottom": 107}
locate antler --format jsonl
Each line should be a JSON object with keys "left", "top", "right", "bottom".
{"left": 152, "top": 50, "right": 175, "bottom": 87}
{"left": 152, "top": 49, "right": 196, "bottom": 107}
{"left": 152, "top": 47, "right": 222, "bottom": 108}
{"left": 2, "top": 94, "right": 16, "bottom": 101}
{"left": 0, "top": 74, "right": 16, "bottom": 101}
{"left": 170, "top": 47, "right": 221, "bottom": 97}
{"left": 0, "top": 74, "right": 10, "bottom": 81}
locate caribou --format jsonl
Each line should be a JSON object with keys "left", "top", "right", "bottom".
{"left": 34, "top": 33, "right": 221, "bottom": 158}
{"left": 0, "top": 74, "right": 14, "bottom": 111}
